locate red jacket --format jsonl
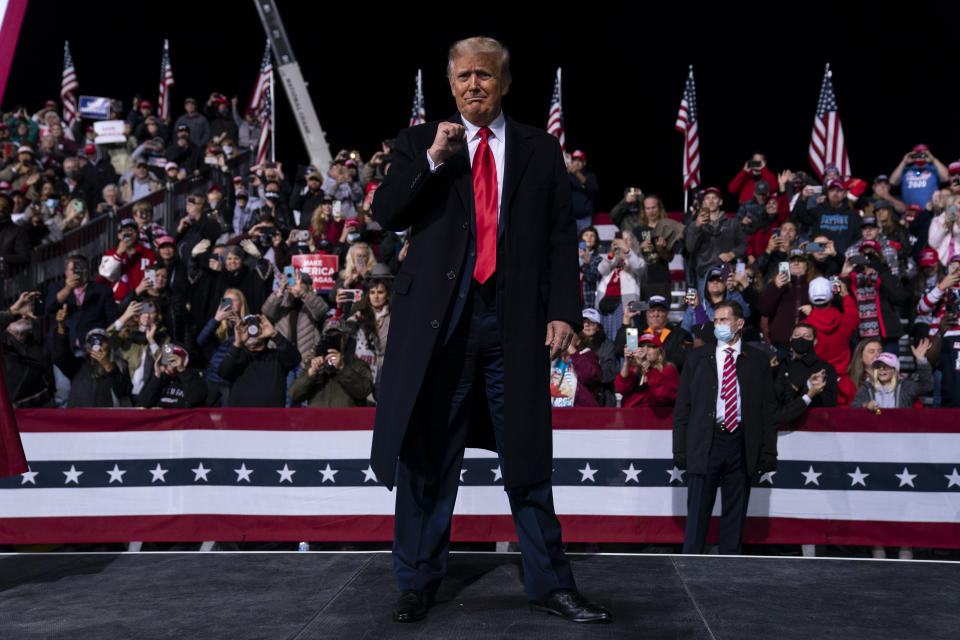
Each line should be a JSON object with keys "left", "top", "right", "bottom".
{"left": 729, "top": 167, "right": 778, "bottom": 204}
{"left": 615, "top": 363, "right": 678, "bottom": 407}
{"left": 97, "top": 245, "right": 157, "bottom": 302}
{"left": 806, "top": 296, "right": 860, "bottom": 405}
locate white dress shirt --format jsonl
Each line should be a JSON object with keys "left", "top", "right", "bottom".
{"left": 426, "top": 110, "right": 506, "bottom": 221}
{"left": 715, "top": 338, "right": 742, "bottom": 424}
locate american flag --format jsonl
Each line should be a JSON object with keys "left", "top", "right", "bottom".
{"left": 408, "top": 69, "right": 426, "bottom": 127}
{"left": 256, "top": 85, "right": 273, "bottom": 165}
{"left": 157, "top": 39, "right": 175, "bottom": 122}
{"left": 546, "top": 67, "right": 565, "bottom": 151}
{"left": 248, "top": 39, "right": 273, "bottom": 116}
{"left": 60, "top": 41, "right": 79, "bottom": 129}
{"left": 675, "top": 65, "right": 700, "bottom": 191}
{"left": 1, "top": 408, "right": 958, "bottom": 548}
{"left": 808, "top": 63, "right": 851, "bottom": 180}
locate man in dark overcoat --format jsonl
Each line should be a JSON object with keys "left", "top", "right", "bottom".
{"left": 369, "top": 36, "right": 611, "bottom": 624}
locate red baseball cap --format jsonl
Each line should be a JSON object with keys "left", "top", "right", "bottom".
{"left": 826, "top": 179, "right": 845, "bottom": 191}
{"left": 84, "top": 143, "right": 96, "bottom": 154}
{"left": 140, "top": 100, "right": 153, "bottom": 109}
{"left": 913, "top": 143, "right": 930, "bottom": 154}
{"left": 208, "top": 184, "right": 222, "bottom": 193}
{"left": 918, "top": 248, "right": 939, "bottom": 268}
{"left": 571, "top": 150, "right": 586, "bottom": 160}
{"left": 859, "top": 239, "right": 881, "bottom": 253}
{"left": 638, "top": 333, "right": 663, "bottom": 348}
{"left": 949, "top": 162, "right": 960, "bottom": 175}
{"left": 157, "top": 235, "right": 176, "bottom": 247}
{"left": 702, "top": 187, "right": 722, "bottom": 197}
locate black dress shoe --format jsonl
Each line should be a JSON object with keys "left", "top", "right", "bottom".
{"left": 530, "top": 589, "right": 612, "bottom": 623}
{"left": 392, "top": 590, "right": 431, "bottom": 623}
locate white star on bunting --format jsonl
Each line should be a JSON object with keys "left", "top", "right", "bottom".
{"left": 319, "top": 463, "right": 338, "bottom": 483}
{"left": 20, "top": 468, "right": 38, "bottom": 486}
{"left": 666, "top": 466, "right": 685, "bottom": 484}
{"left": 276, "top": 464, "right": 296, "bottom": 483}
{"left": 459, "top": 468, "right": 467, "bottom": 483}
{"left": 362, "top": 466, "right": 378, "bottom": 483}
{"left": 759, "top": 471, "right": 776, "bottom": 485}
{"left": 149, "top": 463, "right": 168, "bottom": 483}
{"left": 192, "top": 462, "right": 211, "bottom": 482}
{"left": 895, "top": 467, "right": 917, "bottom": 488}
{"left": 848, "top": 466, "right": 869, "bottom": 487}
{"left": 234, "top": 463, "right": 254, "bottom": 483}
{"left": 801, "top": 465, "right": 822, "bottom": 486}
{"left": 578, "top": 462, "right": 598, "bottom": 483}
{"left": 945, "top": 467, "right": 960, "bottom": 489}
{"left": 106, "top": 464, "right": 127, "bottom": 484}
{"left": 63, "top": 465, "right": 83, "bottom": 485}
{"left": 622, "top": 463, "right": 641, "bottom": 483}
{"left": 491, "top": 466, "right": 502, "bottom": 482}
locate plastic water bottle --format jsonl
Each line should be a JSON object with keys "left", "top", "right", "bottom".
{"left": 298, "top": 541, "right": 310, "bottom": 552}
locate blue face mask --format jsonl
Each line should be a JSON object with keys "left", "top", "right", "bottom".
{"left": 714, "top": 323, "right": 736, "bottom": 343}
{"left": 45, "top": 198, "right": 58, "bottom": 210}
{"left": 346, "top": 232, "right": 360, "bottom": 243}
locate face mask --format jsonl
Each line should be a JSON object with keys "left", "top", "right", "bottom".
{"left": 790, "top": 337, "right": 814, "bottom": 355}
{"left": 65, "top": 170, "right": 78, "bottom": 180}
{"left": 222, "top": 146, "right": 233, "bottom": 155}
{"left": 45, "top": 198, "right": 58, "bottom": 210}
{"left": 265, "top": 192, "right": 280, "bottom": 202}
{"left": 346, "top": 232, "right": 360, "bottom": 243}
{"left": 714, "top": 323, "right": 736, "bottom": 343}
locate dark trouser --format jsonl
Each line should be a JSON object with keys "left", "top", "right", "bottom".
{"left": 682, "top": 426, "right": 750, "bottom": 555}
{"left": 941, "top": 334, "right": 960, "bottom": 408}
{"left": 393, "top": 283, "right": 576, "bottom": 601}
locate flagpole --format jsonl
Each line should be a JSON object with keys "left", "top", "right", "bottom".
{"left": 683, "top": 189, "right": 688, "bottom": 215}
{"left": 269, "top": 69, "right": 275, "bottom": 162}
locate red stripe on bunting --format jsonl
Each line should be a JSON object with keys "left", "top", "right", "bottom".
{"left": 13, "top": 408, "right": 960, "bottom": 434}
{"left": 0, "top": 514, "right": 957, "bottom": 548}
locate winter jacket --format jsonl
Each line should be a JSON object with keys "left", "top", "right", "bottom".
{"left": 53, "top": 330, "right": 132, "bottom": 407}
{"left": 138, "top": 367, "right": 207, "bottom": 409}
{"left": 680, "top": 281, "right": 750, "bottom": 334}
{"left": 771, "top": 352, "right": 838, "bottom": 424}
{"left": 262, "top": 289, "right": 330, "bottom": 363}
{"left": 550, "top": 350, "right": 603, "bottom": 407}
{"left": 218, "top": 334, "right": 301, "bottom": 407}
{"left": 0, "top": 220, "right": 31, "bottom": 266}
{"left": 2, "top": 332, "right": 55, "bottom": 408}
{"left": 614, "top": 323, "right": 692, "bottom": 374}
{"left": 569, "top": 170, "right": 599, "bottom": 220}
{"left": 729, "top": 167, "right": 778, "bottom": 204}
{"left": 928, "top": 212, "right": 960, "bottom": 268}
{"left": 97, "top": 245, "right": 158, "bottom": 303}
{"left": 596, "top": 250, "right": 646, "bottom": 303}
{"left": 846, "top": 269, "right": 908, "bottom": 340}
{"left": 118, "top": 174, "right": 163, "bottom": 204}
{"left": 799, "top": 199, "right": 861, "bottom": 254}
{"left": 684, "top": 215, "right": 747, "bottom": 277}
{"left": 851, "top": 359, "right": 934, "bottom": 408}
{"left": 758, "top": 277, "right": 811, "bottom": 345}
{"left": 288, "top": 350, "right": 373, "bottom": 408}
{"left": 615, "top": 363, "right": 678, "bottom": 407}
{"left": 173, "top": 112, "right": 211, "bottom": 147}
{"left": 196, "top": 317, "right": 233, "bottom": 385}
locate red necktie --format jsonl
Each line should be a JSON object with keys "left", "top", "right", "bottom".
{"left": 472, "top": 127, "right": 497, "bottom": 283}
{"left": 721, "top": 347, "right": 739, "bottom": 432}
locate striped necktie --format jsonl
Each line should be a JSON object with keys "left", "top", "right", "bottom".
{"left": 721, "top": 347, "right": 739, "bottom": 432}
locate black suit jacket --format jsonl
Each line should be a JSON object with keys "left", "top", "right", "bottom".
{"left": 44, "top": 280, "right": 119, "bottom": 349}
{"left": 370, "top": 113, "right": 580, "bottom": 490}
{"left": 673, "top": 341, "right": 777, "bottom": 475}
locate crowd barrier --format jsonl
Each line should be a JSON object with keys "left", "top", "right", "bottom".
{"left": 1, "top": 407, "right": 957, "bottom": 548}
{"left": 1, "top": 151, "right": 249, "bottom": 307}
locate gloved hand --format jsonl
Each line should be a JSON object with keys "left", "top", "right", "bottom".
{"left": 240, "top": 238, "right": 261, "bottom": 258}
{"left": 190, "top": 238, "right": 210, "bottom": 257}
{"left": 673, "top": 454, "right": 687, "bottom": 470}
{"left": 758, "top": 453, "right": 777, "bottom": 475}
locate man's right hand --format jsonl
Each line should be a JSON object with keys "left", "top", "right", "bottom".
{"left": 428, "top": 123, "right": 466, "bottom": 166}
{"left": 695, "top": 211, "right": 709, "bottom": 227}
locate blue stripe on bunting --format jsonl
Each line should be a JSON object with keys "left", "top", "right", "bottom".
{"left": 1, "top": 459, "right": 957, "bottom": 491}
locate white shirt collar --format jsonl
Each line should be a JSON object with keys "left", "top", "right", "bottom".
{"left": 716, "top": 338, "right": 742, "bottom": 357}
{"left": 460, "top": 110, "right": 506, "bottom": 143}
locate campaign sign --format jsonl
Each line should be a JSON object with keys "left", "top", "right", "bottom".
{"left": 79, "top": 96, "right": 112, "bottom": 120}
{"left": 291, "top": 254, "right": 339, "bottom": 292}
{"left": 93, "top": 120, "right": 127, "bottom": 144}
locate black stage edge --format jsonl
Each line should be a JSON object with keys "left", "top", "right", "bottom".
{"left": 0, "top": 552, "right": 957, "bottom": 639}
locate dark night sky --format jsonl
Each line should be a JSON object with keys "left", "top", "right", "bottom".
{"left": 8, "top": 2, "right": 959, "bottom": 211}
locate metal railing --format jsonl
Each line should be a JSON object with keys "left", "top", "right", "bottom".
{"left": 2, "top": 151, "right": 249, "bottom": 308}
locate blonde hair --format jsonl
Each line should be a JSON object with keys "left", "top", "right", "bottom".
{"left": 216, "top": 288, "right": 249, "bottom": 342}
{"left": 446, "top": 37, "right": 511, "bottom": 85}
{"left": 848, "top": 338, "right": 882, "bottom": 389}
{"left": 340, "top": 243, "right": 376, "bottom": 282}
{"left": 310, "top": 203, "right": 329, "bottom": 240}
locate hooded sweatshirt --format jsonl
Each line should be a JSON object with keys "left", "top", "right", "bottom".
{"left": 806, "top": 295, "right": 859, "bottom": 405}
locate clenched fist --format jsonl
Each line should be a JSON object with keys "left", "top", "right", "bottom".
{"left": 428, "top": 122, "right": 467, "bottom": 166}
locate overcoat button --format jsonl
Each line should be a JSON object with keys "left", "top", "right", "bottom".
{"left": 430, "top": 320, "right": 440, "bottom": 329}
{"left": 446, "top": 270, "right": 456, "bottom": 279}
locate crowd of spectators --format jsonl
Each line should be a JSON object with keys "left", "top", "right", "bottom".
{"left": 2, "top": 96, "right": 959, "bottom": 431}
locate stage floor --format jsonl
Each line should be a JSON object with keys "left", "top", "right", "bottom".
{"left": 0, "top": 551, "right": 956, "bottom": 639}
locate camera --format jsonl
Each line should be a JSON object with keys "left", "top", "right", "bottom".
{"left": 294, "top": 230, "right": 310, "bottom": 242}
{"left": 244, "top": 316, "right": 261, "bottom": 337}
{"left": 830, "top": 276, "right": 842, "bottom": 293}
{"left": 87, "top": 334, "right": 105, "bottom": 352}
{"left": 72, "top": 262, "right": 85, "bottom": 276}
{"left": 806, "top": 242, "right": 825, "bottom": 253}
{"left": 747, "top": 160, "right": 762, "bottom": 169}
{"left": 911, "top": 152, "right": 926, "bottom": 161}
{"left": 159, "top": 343, "right": 175, "bottom": 367}
{"left": 627, "top": 300, "right": 649, "bottom": 313}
